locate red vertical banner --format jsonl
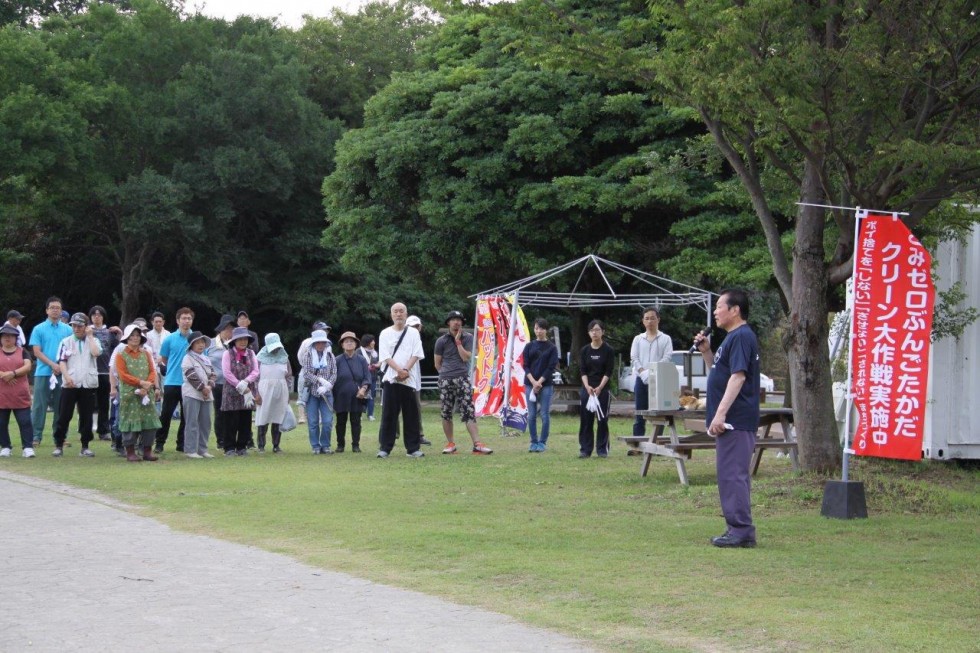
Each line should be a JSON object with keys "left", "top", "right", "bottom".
{"left": 851, "top": 213, "right": 935, "bottom": 460}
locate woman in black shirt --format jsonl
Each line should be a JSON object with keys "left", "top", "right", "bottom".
{"left": 579, "top": 319, "right": 614, "bottom": 458}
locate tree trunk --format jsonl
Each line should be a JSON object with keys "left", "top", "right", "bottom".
{"left": 119, "top": 241, "right": 152, "bottom": 326}
{"left": 120, "top": 268, "right": 141, "bottom": 327}
{"left": 786, "top": 160, "right": 842, "bottom": 474}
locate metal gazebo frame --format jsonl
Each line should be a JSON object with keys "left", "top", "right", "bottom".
{"left": 470, "top": 255, "right": 714, "bottom": 424}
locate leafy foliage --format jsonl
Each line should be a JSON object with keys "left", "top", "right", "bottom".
{"left": 323, "top": 1, "right": 710, "bottom": 298}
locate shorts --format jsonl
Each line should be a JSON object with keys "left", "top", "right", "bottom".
{"left": 438, "top": 377, "right": 476, "bottom": 423}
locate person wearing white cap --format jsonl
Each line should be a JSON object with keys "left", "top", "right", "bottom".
{"left": 404, "top": 315, "right": 430, "bottom": 446}
{"left": 51, "top": 312, "right": 102, "bottom": 457}
{"left": 376, "top": 303, "right": 425, "bottom": 458}
{"left": 302, "top": 329, "right": 336, "bottom": 454}
{"left": 296, "top": 320, "right": 330, "bottom": 425}
{"left": 256, "top": 333, "right": 292, "bottom": 453}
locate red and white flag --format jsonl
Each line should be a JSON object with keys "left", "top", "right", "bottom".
{"left": 851, "top": 213, "right": 935, "bottom": 460}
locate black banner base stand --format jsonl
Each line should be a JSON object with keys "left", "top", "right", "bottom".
{"left": 820, "top": 480, "right": 868, "bottom": 519}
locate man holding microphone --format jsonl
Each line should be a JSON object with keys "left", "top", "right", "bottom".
{"left": 694, "top": 289, "right": 761, "bottom": 548}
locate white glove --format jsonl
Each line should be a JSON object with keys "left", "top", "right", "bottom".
{"left": 528, "top": 389, "right": 537, "bottom": 403}
{"left": 49, "top": 375, "right": 58, "bottom": 391}
{"left": 141, "top": 393, "right": 151, "bottom": 406}
{"left": 243, "top": 391, "right": 255, "bottom": 409}
{"left": 586, "top": 394, "right": 605, "bottom": 419}
{"left": 236, "top": 380, "right": 248, "bottom": 394}
{"left": 317, "top": 379, "right": 332, "bottom": 394}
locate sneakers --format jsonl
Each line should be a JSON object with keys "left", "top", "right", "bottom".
{"left": 407, "top": 450, "right": 424, "bottom": 458}
{"left": 153, "top": 444, "right": 164, "bottom": 454}
{"left": 0, "top": 448, "right": 10, "bottom": 457}
{"left": 185, "top": 453, "right": 203, "bottom": 459}
{"left": 376, "top": 450, "right": 389, "bottom": 459}
{"left": 79, "top": 448, "right": 95, "bottom": 457}
{"left": 201, "top": 452, "right": 214, "bottom": 459}
{"left": 273, "top": 447, "right": 282, "bottom": 454}
{"left": 442, "top": 442, "right": 457, "bottom": 454}
{"left": 367, "top": 415, "right": 375, "bottom": 421}
{"left": 334, "top": 446, "right": 345, "bottom": 453}
{"left": 351, "top": 446, "right": 361, "bottom": 453}
{"left": 52, "top": 448, "right": 63, "bottom": 457}
{"left": 319, "top": 447, "right": 333, "bottom": 455}
{"left": 312, "top": 447, "right": 320, "bottom": 455}
{"left": 419, "top": 436, "right": 432, "bottom": 446}
{"left": 472, "top": 442, "right": 493, "bottom": 455}
{"left": 224, "top": 450, "right": 238, "bottom": 457}
{"left": 22, "top": 448, "right": 36, "bottom": 459}
{"left": 236, "top": 449, "right": 247, "bottom": 456}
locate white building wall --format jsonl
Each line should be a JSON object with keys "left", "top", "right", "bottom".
{"left": 924, "top": 223, "right": 980, "bottom": 460}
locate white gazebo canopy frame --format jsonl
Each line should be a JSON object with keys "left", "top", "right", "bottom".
{"left": 470, "top": 254, "right": 714, "bottom": 426}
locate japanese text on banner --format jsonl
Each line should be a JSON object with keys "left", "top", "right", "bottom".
{"left": 850, "top": 214, "right": 934, "bottom": 460}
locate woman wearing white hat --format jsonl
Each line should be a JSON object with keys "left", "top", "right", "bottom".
{"left": 256, "top": 333, "right": 292, "bottom": 453}
{"left": 115, "top": 325, "right": 162, "bottom": 462}
{"left": 302, "top": 329, "right": 336, "bottom": 454}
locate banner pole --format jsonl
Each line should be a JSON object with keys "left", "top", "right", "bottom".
{"left": 821, "top": 207, "right": 868, "bottom": 519}
{"left": 841, "top": 209, "right": 865, "bottom": 483}
{"left": 500, "top": 291, "right": 520, "bottom": 434}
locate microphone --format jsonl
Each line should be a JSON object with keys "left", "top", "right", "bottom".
{"left": 689, "top": 330, "right": 707, "bottom": 354}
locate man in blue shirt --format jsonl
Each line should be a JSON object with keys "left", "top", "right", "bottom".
{"left": 154, "top": 307, "right": 194, "bottom": 453}
{"left": 694, "top": 289, "right": 761, "bottom": 548}
{"left": 28, "top": 297, "right": 73, "bottom": 445}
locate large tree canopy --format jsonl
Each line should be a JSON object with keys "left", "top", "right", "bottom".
{"left": 0, "top": 1, "right": 346, "bottom": 330}
{"left": 518, "top": 0, "right": 980, "bottom": 472}
{"left": 323, "top": 1, "right": 713, "bottom": 299}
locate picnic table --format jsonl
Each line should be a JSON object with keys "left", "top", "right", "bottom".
{"left": 618, "top": 408, "right": 798, "bottom": 485}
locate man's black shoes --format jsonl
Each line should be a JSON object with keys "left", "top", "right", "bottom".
{"left": 711, "top": 534, "right": 756, "bottom": 548}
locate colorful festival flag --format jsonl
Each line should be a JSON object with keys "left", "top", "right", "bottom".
{"left": 472, "top": 296, "right": 529, "bottom": 430}
{"left": 851, "top": 213, "right": 935, "bottom": 460}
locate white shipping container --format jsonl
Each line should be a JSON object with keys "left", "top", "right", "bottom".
{"left": 924, "top": 223, "right": 980, "bottom": 460}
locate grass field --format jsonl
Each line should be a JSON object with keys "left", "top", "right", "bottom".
{"left": 5, "top": 408, "right": 979, "bottom": 652}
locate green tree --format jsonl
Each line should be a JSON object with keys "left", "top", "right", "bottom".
{"left": 291, "top": 0, "right": 436, "bottom": 127}
{"left": 0, "top": 1, "right": 345, "bottom": 326}
{"left": 323, "top": 3, "right": 709, "bottom": 301}
{"left": 654, "top": 1, "right": 980, "bottom": 473}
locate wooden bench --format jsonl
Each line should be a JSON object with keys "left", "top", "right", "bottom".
{"left": 619, "top": 408, "right": 798, "bottom": 485}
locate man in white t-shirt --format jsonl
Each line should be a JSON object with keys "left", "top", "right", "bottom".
{"left": 146, "top": 311, "right": 170, "bottom": 375}
{"left": 630, "top": 306, "right": 673, "bottom": 436}
{"left": 51, "top": 313, "right": 102, "bottom": 457}
{"left": 376, "top": 303, "right": 424, "bottom": 459}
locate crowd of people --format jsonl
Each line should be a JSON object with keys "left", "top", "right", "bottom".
{"left": 1, "top": 290, "right": 761, "bottom": 547}
{"left": 0, "top": 298, "right": 504, "bottom": 461}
